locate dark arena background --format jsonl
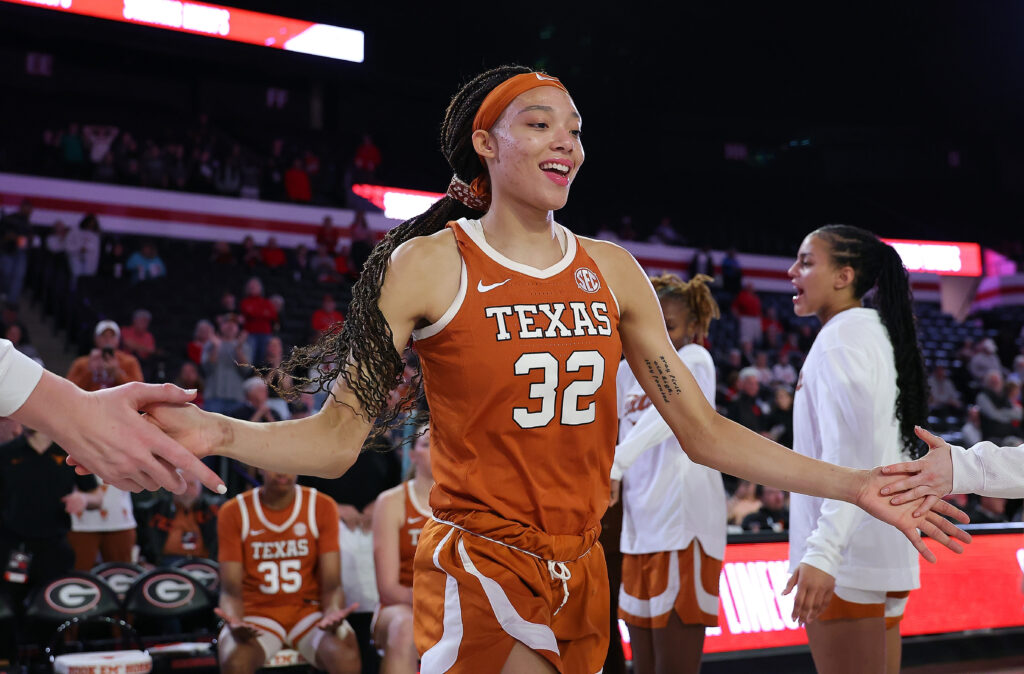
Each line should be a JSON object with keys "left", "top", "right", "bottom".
{"left": 0, "top": 1, "right": 1022, "bottom": 673}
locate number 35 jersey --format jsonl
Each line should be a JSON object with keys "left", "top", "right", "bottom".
{"left": 217, "top": 486, "right": 339, "bottom": 615}
{"left": 414, "top": 219, "right": 623, "bottom": 537}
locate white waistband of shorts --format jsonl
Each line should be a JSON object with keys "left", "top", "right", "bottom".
{"left": 431, "top": 516, "right": 594, "bottom": 564}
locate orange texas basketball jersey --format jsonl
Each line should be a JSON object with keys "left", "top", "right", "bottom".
{"left": 413, "top": 218, "right": 623, "bottom": 537}
{"left": 398, "top": 480, "right": 431, "bottom": 589}
{"left": 218, "top": 486, "right": 339, "bottom": 615}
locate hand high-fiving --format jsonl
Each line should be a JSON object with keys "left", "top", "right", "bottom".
{"left": 879, "top": 426, "right": 955, "bottom": 517}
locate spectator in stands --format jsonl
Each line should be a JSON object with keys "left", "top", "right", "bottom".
{"left": 976, "top": 369, "right": 1022, "bottom": 442}
{"left": 727, "top": 367, "right": 768, "bottom": 434}
{"left": 269, "top": 293, "right": 286, "bottom": 327}
{"left": 738, "top": 337, "right": 757, "bottom": 368}
{"left": 689, "top": 245, "right": 714, "bottom": 280}
{"left": 726, "top": 480, "right": 761, "bottom": 526}
{"left": 285, "top": 158, "right": 313, "bottom": 203}
{"left": 60, "top": 122, "right": 87, "bottom": 177}
{"left": 316, "top": 215, "right": 340, "bottom": 254}
{"left": 969, "top": 338, "right": 1003, "bottom": 383}
{"left": 230, "top": 377, "right": 281, "bottom": 425}
{"left": 5, "top": 323, "right": 41, "bottom": 364}
{"left": 69, "top": 479, "right": 139, "bottom": 570}
{"left": 741, "top": 485, "right": 789, "bottom": 532}
{"left": 216, "top": 470, "right": 360, "bottom": 674}
{"left": 67, "top": 320, "right": 144, "bottom": 391}
{"left": 927, "top": 365, "right": 962, "bottom": 416}
{"left": 312, "top": 294, "right": 344, "bottom": 338}
{"left": 168, "top": 143, "right": 189, "bottom": 190}
{"left": 113, "top": 131, "right": 141, "bottom": 184}
{"left": 312, "top": 243, "right": 339, "bottom": 283}
{"left": 201, "top": 315, "right": 252, "bottom": 415}
{"left": 125, "top": 240, "right": 167, "bottom": 283}
{"left": 779, "top": 331, "right": 803, "bottom": 363}
{"left": 261, "top": 236, "right": 287, "bottom": 269}
{"left": 188, "top": 319, "right": 214, "bottom": 364}
{"left": 335, "top": 245, "right": 355, "bottom": 281}
{"left": 93, "top": 152, "right": 117, "bottom": 182}
{"left": 120, "top": 308, "right": 156, "bottom": 363}
{"left": 210, "top": 240, "right": 237, "bottom": 265}
{"left": 174, "top": 361, "right": 205, "bottom": 409}
{"left": 261, "top": 337, "right": 295, "bottom": 421}
{"left": 0, "top": 199, "right": 32, "bottom": 304}
{"left": 966, "top": 495, "right": 1010, "bottom": 525}
{"left": 0, "top": 426, "right": 100, "bottom": 655}
{"left": 139, "top": 474, "right": 221, "bottom": 566}
{"left": 348, "top": 211, "right": 374, "bottom": 276}
{"left": 214, "top": 291, "right": 239, "bottom": 326}
{"left": 291, "top": 243, "right": 311, "bottom": 280}
{"left": 352, "top": 133, "right": 382, "bottom": 183}
{"left": 732, "top": 281, "right": 763, "bottom": 346}
{"left": 82, "top": 124, "right": 119, "bottom": 165}
{"left": 961, "top": 405, "right": 983, "bottom": 447}
{"left": 215, "top": 144, "right": 243, "bottom": 196}
{"left": 765, "top": 385, "right": 795, "bottom": 448}
{"left": 240, "top": 235, "right": 261, "bottom": 268}
{"left": 240, "top": 277, "right": 278, "bottom": 364}
{"left": 753, "top": 351, "right": 773, "bottom": 385}
{"left": 1007, "top": 379, "right": 1022, "bottom": 410}
{"left": 772, "top": 349, "right": 798, "bottom": 387}
{"left": 98, "top": 234, "right": 126, "bottom": 281}
{"left": 650, "top": 215, "right": 683, "bottom": 246}
{"left": 720, "top": 247, "right": 742, "bottom": 295}
{"left": 45, "top": 220, "right": 70, "bottom": 256}
{"left": 140, "top": 141, "right": 168, "bottom": 188}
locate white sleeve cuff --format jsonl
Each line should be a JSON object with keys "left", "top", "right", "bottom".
{"left": 0, "top": 346, "right": 44, "bottom": 416}
{"left": 799, "top": 551, "right": 840, "bottom": 579}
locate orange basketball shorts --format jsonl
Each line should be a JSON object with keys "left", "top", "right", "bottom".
{"left": 618, "top": 539, "right": 721, "bottom": 629}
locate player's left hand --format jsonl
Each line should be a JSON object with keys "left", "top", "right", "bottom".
{"left": 855, "top": 466, "right": 970, "bottom": 564}
{"left": 318, "top": 603, "right": 358, "bottom": 632}
{"left": 782, "top": 563, "right": 835, "bottom": 625}
{"left": 879, "top": 426, "right": 955, "bottom": 516}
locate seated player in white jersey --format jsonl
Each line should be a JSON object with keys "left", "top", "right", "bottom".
{"left": 371, "top": 424, "right": 434, "bottom": 674}
{"left": 216, "top": 469, "right": 361, "bottom": 674}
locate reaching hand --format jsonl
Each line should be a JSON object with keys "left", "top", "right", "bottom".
{"left": 141, "top": 401, "right": 221, "bottom": 465}
{"left": 782, "top": 563, "right": 835, "bottom": 625}
{"left": 855, "top": 466, "right": 970, "bottom": 564}
{"left": 879, "top": 426, "right": 955, "bottom": 516}
{"left": 56, "top": 382, "right": 224, "bottom": 495}
{"left": 214, "top": 608, "right": 260, "bottom": 642}
{"left": 317, "top": 603, "right": 358, "bottom": 632}
{"left": 61, "top": 491, "right": 88, "bottom": 516}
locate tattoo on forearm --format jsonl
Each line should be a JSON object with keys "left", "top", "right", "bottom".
{"left": 644, "top": 355, "right": 683, "bottom": 404}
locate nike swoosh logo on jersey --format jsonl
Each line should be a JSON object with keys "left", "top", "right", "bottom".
{"left": 407, "top": 516, "right": 424, "bottom": 524}
{"left": 250, "top": 529, "right": 265, "bottom": 536}
{"left": 478, "top": 279, "right": 510, "bottom": 293}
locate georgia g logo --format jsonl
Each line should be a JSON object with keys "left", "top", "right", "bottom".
{"left": 574, "top": 267, "right": 601, "bottom": 293}
{"left": 45, "top": 578, "right": 101, "bottom": 614}
{"left": 142, "top": 574, "right": 196, "bottom": 609}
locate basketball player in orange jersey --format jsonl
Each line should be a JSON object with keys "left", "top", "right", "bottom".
{"left": 145, "top": 66, "right": 970, "bottom": 674}
{"left": 371, "top": 424, "right": 433, "bottom": 674}
{"left": 216, "top": 470, "right": 361, "bottom": 673}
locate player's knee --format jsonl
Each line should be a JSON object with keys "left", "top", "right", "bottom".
{"left": 387, "top": 609, "right": 415, "bottom": 651}
{"left": 219, "top": 644, "right": 264, "bottom": 674}
{"left": 317, "top": 630, "right": 362, "bottom": 674}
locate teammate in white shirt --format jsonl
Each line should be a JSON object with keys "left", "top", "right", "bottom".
{"left": 781, "top": 225, "right": 929, "bottom": 674}
{"left": 611, "top": 273, "right": 725, "bottom": 674}
{"left": 880, "top": 426, "right": 1024, "bottom": 503}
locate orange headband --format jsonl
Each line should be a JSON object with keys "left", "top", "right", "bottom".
{"left": 472, "top": 72, "right": 570, "bottom": 133}
{"left": 460, "top": 72, "right": 570, "bottom": 209}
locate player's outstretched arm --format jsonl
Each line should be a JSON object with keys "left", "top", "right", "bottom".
{"left": 588, "top": 240, "right": 971, "bottom": 562}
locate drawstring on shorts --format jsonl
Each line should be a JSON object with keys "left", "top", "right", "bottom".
{"left": 547, "top": 560, "right": 572, "bottom": 616}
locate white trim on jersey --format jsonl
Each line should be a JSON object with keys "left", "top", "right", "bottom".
{"left": 405, "top": 480, "right": 432, "bottom": 518}
{"left": 236, "top": 494, "right": 250, "bottom": 540}
{"left": 253, "top": 486, "right": 304, "bottom": 534}
{"left": 420, "top": 529, "right": 462, "bottom": 674}
{"left": 307, "top": 488, "right": 320, "bottom": 539}
{"left": 456, "top": 218, "right": 577, "bottom": 279}
{"left": 412, "top": 258, "right": 467, "bottom": 341}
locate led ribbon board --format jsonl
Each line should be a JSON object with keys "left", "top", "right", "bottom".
{"left": 2, "top": 0, "right": 364, "bottom": 63}
{"left": 883, "top": 239, "right": 983, "bottom": 277}
{"left": 352, "top": 184, "right": 445, "bottom": 221}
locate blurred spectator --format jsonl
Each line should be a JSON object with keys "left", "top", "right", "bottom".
{"left": 113, "top": 131, "right": 141, "bottom": 184}
{"left": 121, "top": 309, "right": 156, "bottom": 362}
{"left": 60, "top": 122, "right": 87, "bottom": 176}
{"left": 316, "top": 215, "right": 340, "bottom": 254}
{"left": 93, "top": 152, "right": 117, "bottom": 182}
{"left": 312, "top": 243, "right": 339, "bottom": 283}
{"left": 5, "top": 323, "right": 41, "bottom": 364}
{"left": 201, "top": 315, "right": 252, "bottom": 415}
{"left": 719, "top": 348, "right": 743, "bottom": 391}
{"left": 966, "top": 496, "right": 1009, "bottom": 525}
{"left": 262, "top": 337, "right": 295, "bottom": 421}
{"left": 720, "top": 247, "right": 742, "bottom": 295}
{"left": 961, "top": 405, "right": 983, "bottom": 447}
{"left": 348, "top": 211, "right": 374, "bottom": 276}
{"left": 797, "top": 323, "right": 816, "bottom": 353}
{"left": 727, "top": 367, "right": 768, "bottom": 433}
{"left": 167, "top": 143, "right": 189, "bottom": 189}
{"left": 738, "top": 337, "right": 757, "bottom": 368}
{"left": 140, "top": 141, "right": 168, "bottom": 188}
{"left": 214, "top": 291, "right": 239, "bottom": 326}
{"left": 97, "top": 234, "right": 126, "bottom": 281}
{"left": 771, "top": 350, "right": 798, "bottom": 387}
{"left": 210, "top": 240, "right": 237, "bottom": 265}
{"left": 741, "top": 485, "right": 789, "bottom": 532}
{"left": 753, "top": 351, "right": 773, "bottom": 385}
{"left": 188, "top": 319, "right": 215, "bottom": 364}
{"left": 969, "top": 338, "right": 1003, "bottom": 383}
{"left": 285, "top": 158, "right": 313, "bottom": 203}
{"left": 125, "top": 240, "right": 167, "bottom": 283}
{"left": 292, "top": 243, "right": 311, "bottom": 280}
{"left": 726, "top": 480, "right": 762, "bottom": 528}
{"left": 261, "top": 236, "right": 287, "bottom": 268}
{"left": 650, "top": 216, "right": 683, "bottom": 246}
{"left": 689, "top": 245, "right": 714, "bottom": 279}
{"left": 45, "top": 220, "right": 70, "bottom": 255}
{"left": 215, "top": 144, "right": 243, "bottom": 195}
{"left": 1013, "top": 354, "right": 1024, "bottom": 383}
{"left": 761, "top": 306, "right": 784, "bottom": 342}
{"left": 0, "top": 199, "right": 33, "bottom": 303}
{"left": 765, "top": 386, "right": 795, "bottom": 448}
{"left": 68, "top": 480, "right": 138, "bottom": 570}
{"left": 139, "top": 475, "right": 221, "bottom": 566}
{"left": 353, "top": 133, "right": 382, "bottom": 183}
{"left": 928, "top": 365, "right": 962, "bottom": 416}
{"left": 67, "top": 320, "right": 143, "bottom": 391}
{"left": 230, "top": 377, "right": 281, "bottom": 424}
{"left": 976, "top": 369, "right": 1022, "bottom": 442}
{"left": 174, "top": 360, "right": 205, "bottom": 408}
{"left": 312, "top": 294, "right": 344, "bottom": 338}
{"left": 240, "top": 235, "right": 261, "bottom": 268}
{"left": 732, "top": 282, "right": 763, "bottom": 346}
{"left": 240, "top": 277, "right": 278, "bottom": 364}
{"left": 269, "top": 293, "right": 286, "bottom": 324}
{"left": 778, "top": 332, "right": 803, "bottom": 363}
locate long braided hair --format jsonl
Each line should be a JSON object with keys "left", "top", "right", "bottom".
{"left": 280, "top": 65, "right": 533, "bottom": 433}
{"left": 813, "top": 225, "right": 929, "bottom": 458}
{"left": 650, "top": 273, "right": 721, "bottom": 342}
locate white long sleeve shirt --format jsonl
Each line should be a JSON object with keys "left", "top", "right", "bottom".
{"left": 0, "top": 339, "right": 44, "bottom": 416}
{"left": 950, "top": 441, "right": 1024, "bottom": 498}
{"left": 790, "top": 308, "right": 919, "bottom": 591}
{"left": 614, "top": 344, "right": 727, "bottom": 558}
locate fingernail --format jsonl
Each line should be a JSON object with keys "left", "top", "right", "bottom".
{"left": 217, "top": 484, "right": 227, "bottom": 494}
{"left": 185, "top": 389, "right": 197, "bottom": 395}
{"left": 881, "top": 487, "right": 889, "bottom": 495}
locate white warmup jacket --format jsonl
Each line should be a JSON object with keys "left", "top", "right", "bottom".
{"left": 614, "top": 344, "right": 727, "bottom": 558}
{"left": 0, "top": 339, "right": 43, "bottom": 416}
{"left": 790, "top": 308, "right": 919, "bottom": 591}
{"left": 951, "top": 441, "right": 1024, "bottom": 498}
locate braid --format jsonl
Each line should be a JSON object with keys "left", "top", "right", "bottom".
{"left": 277, "top": 65, "right": 533, "bottom": 433}
{"left": 814, "top": 225, "right": 929, "bottom": 458}
{"left": 651, "top": 272, "right": 721, "bottom": 340}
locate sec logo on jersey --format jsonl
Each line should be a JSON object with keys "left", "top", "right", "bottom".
{"left": 575, "top": 267, "right": 601, "bottom": 293}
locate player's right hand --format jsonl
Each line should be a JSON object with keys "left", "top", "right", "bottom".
{"left": 214, "top": 608, "right": 260, "bottom": 642}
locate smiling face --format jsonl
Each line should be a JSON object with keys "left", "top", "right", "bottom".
{"left": 474, "top": 86, "right": 583, "bottom": 214}
{"left": 787, "top": 234, "right": 857, "bottom": 324}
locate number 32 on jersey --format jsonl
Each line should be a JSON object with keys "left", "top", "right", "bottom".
{"left": 513, "top": 350, "right": 604, "bottom": 429}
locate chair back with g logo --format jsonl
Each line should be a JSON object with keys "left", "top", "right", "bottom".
{"left": 25, "top": 572, "right": 120, "bottom": 623}
{"left": 123, "top": 569, "right": 211, "bottom": 618}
